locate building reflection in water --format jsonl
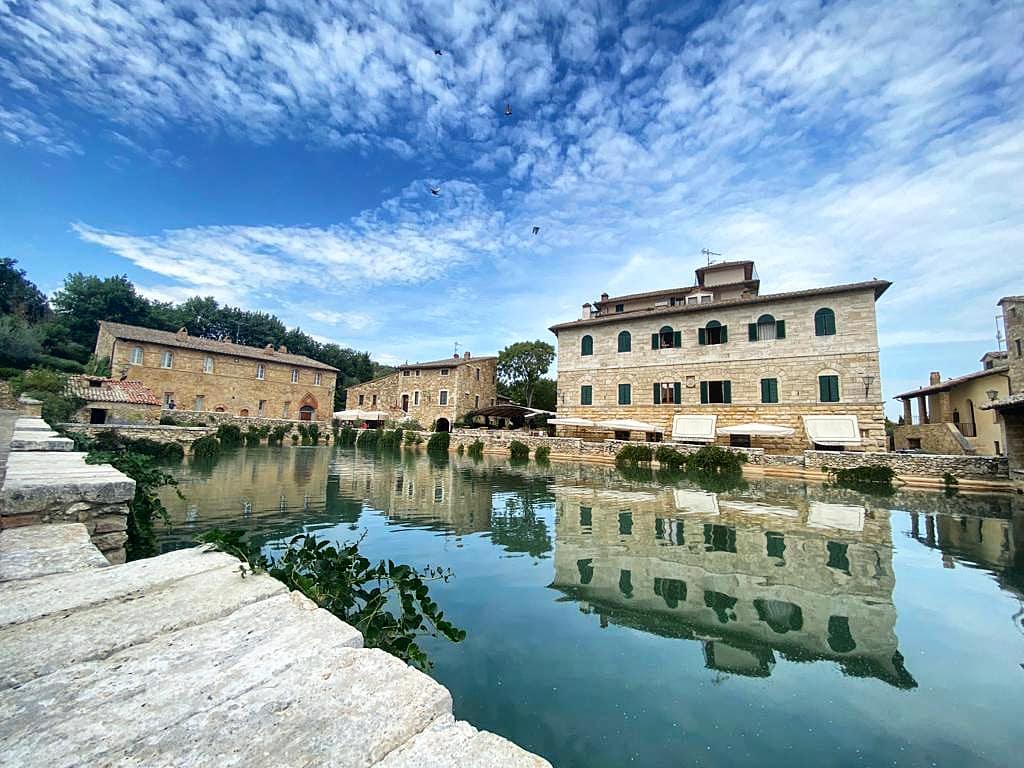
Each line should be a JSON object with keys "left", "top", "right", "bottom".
{"left": 550, "top": 480, "right": 919, "bottom": 688}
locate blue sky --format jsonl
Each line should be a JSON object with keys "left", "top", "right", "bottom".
{"left": 1, "top": 0, "right": 1021, "bottom": 418}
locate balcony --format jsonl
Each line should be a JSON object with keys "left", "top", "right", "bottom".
{"left": 955, "top": 422, "right": 977, "bottom": 438}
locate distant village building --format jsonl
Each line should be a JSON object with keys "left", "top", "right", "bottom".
{"left": 66, "top": 375, "right": 162, "bottom": 425}
{"left": 548, "top": 260, "right": 889, "bottom": 453}
{"left": 981, "top": 296, "right": 1024, "bottom": 484}
{"left": 893, "top": 353, "right": 1010, "bottom": 456}
{"left": 94, "top": 321, "right": 338, "bottom": 422}
{"left": 344, "top": 352, "right": 497, "bottom": 432}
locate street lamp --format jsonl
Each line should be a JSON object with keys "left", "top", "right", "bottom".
{"left": 986, "top": 389, "right": 999, "bottom": 402}
{"left": 862, "top": 374, "right": 875, "bottom": 397}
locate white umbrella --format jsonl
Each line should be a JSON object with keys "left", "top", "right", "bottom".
{"left": 548, "top": 417, "right": 598, "bottom": 427}
{"left": 595, "top": 419, "right": 665, "bottom": 433}
{"left": 716, "top": 422, "right": 795, "bottom": 436}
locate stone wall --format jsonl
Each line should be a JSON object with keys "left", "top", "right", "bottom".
{"left": 0, "top": 381, "right": 17, "bottom": 410}
{"left": 63, "top": 419, "right": 331, "bottom": 451}
{"left": 893, "top": 423, "right": 972, "bottom": 455}
{"left": 69, "top": 401, "right": 162, "bottom": 425}
{"left": 803, "top": 450, "right": 1008, "bottom": 480}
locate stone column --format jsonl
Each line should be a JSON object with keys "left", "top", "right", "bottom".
{"left": 918, "top": 395, "right": 929, "bottom": 425}
{"left": 902, "top": 399, "right": 914, "bottom": 425}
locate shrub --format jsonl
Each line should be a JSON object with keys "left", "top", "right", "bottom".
{"left": 291, "top": 433, "right": 299, "bottom": 444}
{"left": 198, "top": 529, "right": 465, "bottom": 670}
{"left": 9, "top": 367, "right": 83, "bottom": 424}
{"left": 534, "top": 445, "right": 550, "bottom": 463}
{"left": 126, "top": 437, "right": 184, "bottom": 462}
{"left": 404, "top": 430, "right": 423, "bottom": 445}
{"left": 829, "top": 465, "right": 896, "bottom": 485}
{"left": 307, "top": 423, "right": 321, "bottom": 445}
{"left": 616, "top": 444, "right": 653, "bottom": 465}
{"left": 216, "top": 423, "right": 243, "bottom": 448}
{"left": 397, "top": 419, "right": 424, "bottom": 431}
{"left": 191, "top": 435, "right": 221, "bottom": 460}
{"left": 244, "top": 425, "right": 269, "bottom": 446}
{"left": 427, "top": 431, "right": 450, "bottom": 454}
{"left": 357, "top": 428, "right": 381, "bottom": 449}
{"left": 268, "top": 424, "right": 291, "bottom": 446}
{"left": 685, "top": 445, "right": 746, "bottom": 475}
{"left": 467, "top": 439, "right": 484, "bottom": 459}
{"left": 377, "top": 428, "right": 402, "bottom": 451}
{"left": 36, "top": 354, "right": 84, "bottom": 373}
{"left": 456, "top": 444, "right": 465, "bottom": 455}
{"left": 509, "top": 440, "right": 530, "bottom": 460}
{"left": 159, "top": 415, "right": 179, "bottom": 426}
{"left": 0, "top": 366, "right": 22, "bottom": 380}
{"left": 338, "top": 425, "right": 356, "bottom": 446}
{"left": 654, "top": 445, "right": 686, "bottom": 469}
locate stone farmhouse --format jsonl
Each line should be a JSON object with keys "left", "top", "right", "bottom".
{"left": 344, "top": 352, "right": 497, "bottom": 432}
{"left": 94, "top": 321, "right": 338, "bottom": 422}
{"left": 66, "top": 375, "right": 163, "bottom": 425}
{"left": 980, "top": 296, "right": 1024, "bottom": 485}
{"left": 549, "top": 260, "right": 889, "bottom": 453}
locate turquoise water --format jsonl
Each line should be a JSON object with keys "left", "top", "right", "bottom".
{"left": 158, "top": 447, "right": 1024, "bottom": 768}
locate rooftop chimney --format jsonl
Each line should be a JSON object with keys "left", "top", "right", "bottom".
{"left": 278, "top": 345, "right": 288, "bottom": 354}
{"left": 929, "top": 371, "right": 941, "bottom": 385}
{"left": 600, "top": 292, "right": 609, "bottom": 301}
{"left": 581, "top": 302, "right": 592, "bottom": 319}
{"left": 265, "top": 343, "right": 275, "bottom": 354}
{"left": 463, "top": 351, "right": 471, "bottom": 359}
{"left": 176, "top": 327, "right": 188, "bottom": 339}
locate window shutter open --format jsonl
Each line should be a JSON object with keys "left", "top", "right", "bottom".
{"left": 651, "top": 333, "right": 660, "bottom": 349}
{"left": 673, "top": 330, "right": 682, "bottom": 348}
{"left": 760, "top": 379, "right": 769, "bottom": 402}
{"left": 776, "top": 320, "right": 786, "bottom": 339}
{"left": 654, "top": 382, "right": 661, "bottom": 404}
{"left": 698, "top": 328, "right": 706, "bottom": 345}
{"left": 700, "top": 381, "right": 709, "bottom": 404}
{"left": 819, "top": 376, "right": 829, "bottom": 402}
{"left": 723, "top": 381, "right": 732, "bottom": 403}
{"left": 720, "top": 325, "right": 728, "bottom": 343}
{"left": 748, "top": 323, "right": 758, "bottom": 341}
{"left": 674, "top": 382, "right": 682, "bottom": 404}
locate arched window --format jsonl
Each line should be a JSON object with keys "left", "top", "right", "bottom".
{"left": 750, "top": 313, "right": 784, "bottom": 341}
{"left": 581, "top": 334, "right": 593, "bottom": 356}
{"left": 653, "top": 325, "right": 680, "bottom": 349}
{"left": 815, "top": 308, "right": 837, "bottom": 336}
{"left": 617, "top": 330, "right": 631, "bottom": 352}
{"left": 256, "top": 363, "right": 265, "bottom": 380}
{"left": 130, "top": 346, "right": 143, "bottom": 364}
{"left": 699, "top": 320, "right": 727, "bottom": 345}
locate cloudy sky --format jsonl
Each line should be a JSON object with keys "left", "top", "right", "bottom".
{"left": 1, "top": 0, "right": 1021, "bottom": 416}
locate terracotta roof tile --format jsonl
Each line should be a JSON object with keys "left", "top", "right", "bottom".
{"left": 67, "top": 376, "right": 162, "bottom": 406}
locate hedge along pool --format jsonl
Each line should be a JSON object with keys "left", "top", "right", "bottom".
{"left": 158, "top": 446, "right": 1024, "bottom": 768}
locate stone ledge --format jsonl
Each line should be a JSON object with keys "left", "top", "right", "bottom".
{"left": 0, "top": 523, "right": 109, "bottom": 582}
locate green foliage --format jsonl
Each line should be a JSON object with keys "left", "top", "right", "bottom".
{"left": 0, "top": 315, "right": 44, "bottom": 367}
{"left": 0, "top": 258, "right": 49, "bottom": 322}
{"left": 467, "top": 439, "right": 485, "bottom": 459}
{"left": 52, "top": 273, "right": 153, "bottom": 350}
{"left": 826, "top": 464, "right": 897, "bottom": 496}
{"left": 244, "top": 425, "right": 270, "bottom": 446}
{"left": 942, "top": 471, "right": 959, "bottom": 486}
{"left": 685, "top": 445, "right": 747, "bottom": 475}
{"left": 509, "top": 440, "right": 530, "bottom": 460}
{"left": 654, "top": 445, "right": 686, "bottom": 469}
{"left": 616, "top": 444, "right": 654, "bottom": 465}
{"left": 83, "top": 429, "right": 184, "bottom": 461}
{"left": 159, "top": 415, "right": 180, "bottom": 426}
{"left": 338, "top": 425, "right": 356, "bottom": 446}
{"left": 377, "top": 428, "right": 403, "bottom": 451}
{"left": 0, "top": 366, "right": 21, "bottom": 380}
{"left": 456, "top": 443, "right": 465, "bottom": 455}
{"left": 426, "top": 431, "right": 450, "bottom": 454}
{"left": 216, "top": 423, "right": 243, "bottom": 447}
{"left": 497, "top": 340, "right": 555, "bottom": 408}
{"left": 291, "top": 433, "right": 299, "bottom": 444}
{"left": 197, "top": 529, "right": 466, "bottom": 670}
{"left": 191, "top": 435, "right": 221, "bottom": 460}
{"left": 36, "top": 354, "right": 85, "bottom": 372}
{"left": 307, "top": 423, "right": 320, "bottom": 445}
{"left": 84, "top": 354, "right": 111, "bottom": 377}
{"left": 534, "top": 445, "right": 551, "bottom": 463}
{"left": 397, "top": 418, "right": 424, "bottom": 431}
{"left": 124, "top": 436, "right": 184, "bottom": 461}
{"left": 268, "top": 424, "right": 291, "bottom": 446}
{"left": 356, "top": 428, "right": 380, "bottom": 449}
{"left": 8, "top": 367, "right": 83, "bottom": 424}
{"left": 404, "top": 430, "right": 424, "bottom": 445}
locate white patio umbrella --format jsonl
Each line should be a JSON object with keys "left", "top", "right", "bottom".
{"left": 595, "top": 419, "right": 665, "bottom": 433}
{"left": 716, "top": 422, "right": 795, "bottom": 436}
{"left": 548, "top": 417, "right": 598, "bottom": 427}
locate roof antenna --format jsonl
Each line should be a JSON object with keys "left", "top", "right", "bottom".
{"left": 701, "top": 248, "right": 721, "bottom": 266}
{"left": 454, "top": 341, "right": 461, "bottom": 357}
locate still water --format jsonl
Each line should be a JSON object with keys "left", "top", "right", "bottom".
{"left": 158, "top": 447, "right": 1024, "bottom": 768}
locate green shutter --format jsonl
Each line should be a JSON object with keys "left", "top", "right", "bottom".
{"left": 819, "top": 376, "right": 840, "bottom": 402}
{"left": 654, "top": 382, "right": 661, "bottom": 404}
{"left": 651, "top": 333, "right": 660, "bottom": 349}
{"left": 581, "top": 385, "right": 592, "bottom": 405}
{"left": 698, "top": 328, "right": 706, "bottom": 345}
{"left": 700, "top": 381, "right": 708, "bottom": 404}
{"left": 723, "top": 381, "right": 732, "bottom": 403}
{"left": 748, "top": 323, "right": 758, "bottom": 341}
{"left": 674, "top": 382, "right": 682, "bottom": 404}
{"left": 720, "top": 325, "right": 728, "bottom": 343}
{"left": 761, "top": 378, "right": 778, "bottom": 403}
{"left": 673, "top": 330, "right": 682, "bottom": 348}
{"left": 618, "top": 383, "right": 631, "bottom": 405}
{"left": 760, "top": 379, "right": 769, "bottom": 403}
{"left": 776, "top": 320, "right": 786, "bottom": 339}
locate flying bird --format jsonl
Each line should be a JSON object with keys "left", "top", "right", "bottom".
{"left": 504, "top": 103, "right": 512, "bottom": 117}
{"left": 434, "top": 48, "right": 443, "bottom": 56}
{"left": 429, "top": 186, "right": 441, "bottom": 196}
{"left": 532, "top": 226, "right": 540, "bottom": 235}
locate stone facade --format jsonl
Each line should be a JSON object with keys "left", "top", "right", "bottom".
{"left": 892, "top": 422, "right": 973, "bottom": 455}
{"left": 345, "top": 353, "right": 497, "bottom": 430}
{"left": 95, "top": 321, "right": 337, "bottom": 422}
{"left": 551, "top": 264, "right": 889, "bottom": 454}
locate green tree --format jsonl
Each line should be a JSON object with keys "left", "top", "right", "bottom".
{"left": 51, "top": 273, "right": 152, "bottom": 352}
{"left": 0, "top": 258, "right": 49, "bottom": 322}
{"left": 497, "top": 340, "right": 555, "bottom": 408}
{"left": 0, "top": 316, "right": 43, "bottom": 366}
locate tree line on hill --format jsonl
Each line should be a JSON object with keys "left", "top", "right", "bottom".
{"left": 0, "top": 258, "right": 389, "bottom": 410}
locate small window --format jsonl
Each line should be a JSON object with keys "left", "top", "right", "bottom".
{"left": 314, "top": 371, "right": 322, "bottom": 385}
{"left": 615, "top": 303, "right": 624, "bottom": 313}
{"left": 760, "top": 378, "right": 779, "bottom": 403}
{"left": 163, "top": 391, "right": 174, "bottom": 407}
{"left": 256, "top": 363, "right": 265, "bottom": 380}
{"left": 618, "top": 383, "right": 631, "bottom": 405}
{"left": 654, "top": 382, "right": 681, "bottom": 404}
{"left": 815, "top": 308, "right": 837, "bottom": 336}
{"left": 766, "top": 532, "right": 786, "bottom": 559}
{"left": 618, "top": 511, "right": 633, "bottom": 535}
{"left": 257, "top": 399, "right": 266, "bottom": 417}
{"left": 130, "top": 346, "right": 143, "bottom": 364}
{"left": 617, "top": 330, "right": 631, "bottom": 352}
{"left": 659, "top": 325, "right": 678, "bottom": 349}
{"left": 1017, "top": 339, "right": 1022, "bottom": 357}
{"left": 700, "top": 295, "right": 712, "bottom": 304}
{"left": 699, "top": 320, "right": 727, "bottom": 345}
{"left": 439, "top": 390, "right": 449, "bottom": 405}
{"left": 475, "top": 394, "right": 480, "bottom": 408}
{"left": 749, "top": 314, "right": 786, "bottom": 341}
{"left": 700, "top": 380, "right": 732, "bottom": 404}
{"left": 580, "top": 385, "right": 593, "bottom": 406}
{"left": 579, "top": 506, "right": 592, "bottom": 527}
{"left": 403, "top": 370, "right": 411, "bottom": 377}
{"left": 476, "top": 367, "right": 480, "bottom": 381}
{"left": 907, "top": 437, "right": 922, "bottom": 450}
{"left": 282, "top": 401, "right": 290, "bottom": 417}
{"left": 415, "top": 369, "right": 420, "bottom": 376}
{"left": 291, "top": 368, "right": 299, "bottom": 383}
{"left": 194, "top": 395, "right": 204, "bottom": 411}
{"left": 358, "top": 394, "right": 364, "bottom": 406}
{"left": 818, "top": 375, "right": 840, "bottom": 402}
{"left": 581, "top": 335, "right": 593, "bottom": 356}
{"left": 440, "top": 368, "right": 450, "bottom": 376}
{"left": 161, "top": 351, "right": 173, "bottom": 369}
{"left": 371, "top": 394, "right": 377, "bottom": 407}
{"left": 203, "top": 356, "right": 214, "bottom": 373}
{"left": 413, "top": 391, "right": 420, "bottom": 406}
{"left": 827, "top": 541, "right": 850, "bottom": 573}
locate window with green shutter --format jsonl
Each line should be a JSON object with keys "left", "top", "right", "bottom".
{"left": 701, "top": 380, "right": 731, "bottom": 403}
{"left": 651, "top": 333, "right": 660, "bottom": 349}
{"left": 618, "top": 383, "right": 631, "bottom": 405}
{"left": 704, "top": 320, "right": 726, "bottom": 345}
{"left": 760, "top": 378, "right": 779, "bottom": 403}
{"left": 814, "top": 308, "right": 837, "bottom": 336}
{"left": 580, "top": 385, "right": 593, "bottom": 405}
{"left": 581, "top": 335, "right": 593, "bottom": 356}
{"left": 818, "top": 375, "right": 840, "bottom": 402}
{"left": 617, "top": 330, "right": 631, "bottom": 352}
{"left": 657, "top": 325, "right": 679, "bottom": 349}
{"left": 654, "top": 382, "right": 682, "bottom": 404}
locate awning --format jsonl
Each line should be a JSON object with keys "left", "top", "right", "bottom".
{"left": 595, "top": 419, "right": 664, "bottom": 433}
{"left": 807, "top": 502, "right": 866, "bottom": 532}
{"left": 671, "top": 414, "right": 717, "bottom": 443}
{"left": 673, "top": 489, "right": 720, "bottom": 516}
{"left": 548, "top": 417, "right": 598, "bottom": 427}
{"left": 717, "top": 422, "right": 795, "bottom": 437}
{"left": 334, "top": 410, "right": 391, "bottom": 421}
{"left": 802, "top": 415, "right": 861, "bottom": 446}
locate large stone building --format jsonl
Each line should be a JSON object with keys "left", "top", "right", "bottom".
{"left": 549, "top": 260, "right": 889, "bottom": 453}
{"left": 982, "top": 296, "right": 1024, "bottom": 484}
{"left": 893, "top": 354, "right": 1010, "bottom": 456}
{"left": 344, "top": 352, "right": 497, "bottom": 431}
{"left": 95, "top": 321, "right": 338, "bottom": 422}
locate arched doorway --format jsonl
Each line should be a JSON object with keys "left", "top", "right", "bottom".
{"left": 435, "top": 417, "right": 451, "bottom": 433}
{"left": 239, "top": 408, "right": 249, "bottom": 417}
{"left": 299, "top": 406, "right": 315, "bottom": 421}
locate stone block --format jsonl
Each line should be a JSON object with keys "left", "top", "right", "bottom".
{"left": 0, "top": 524, "right": 109, "bottom": 582}
{"left": 374, "top": 714, "right": 552, "bottom": 768}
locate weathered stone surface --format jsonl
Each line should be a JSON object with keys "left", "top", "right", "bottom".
{"left": 374, "top": 714, "right": 552, "bottom": 768}
{"left": 0, "top": 563, "right": 288, "bottom": 689}
{"left": 0, "top": 523, "right": 108, "bottom": 581}
{"left": 0, "top": 545, "right": 239, "bottom": 627}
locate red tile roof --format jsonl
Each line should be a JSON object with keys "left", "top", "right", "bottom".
{"left": 67, "top": 376, "right": 162, "bottom": 406}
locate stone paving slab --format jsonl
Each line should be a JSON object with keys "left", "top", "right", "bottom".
{"left": 2, "top": 452, "right": 135, "bottom": 511}
{"left": 0, "top": 523, "right": 108, "bottom": 581}
{"left": 374, "top": 714, "right": 552, "bottom": 768}
{"left": 0, "top": 563, "right": 289, "bottom": 689}
{"left": 0, "top": 544, "right": 239, "bottom": 627}
{"left": 9, "top": 432, "right": 74, "bottom": 451}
